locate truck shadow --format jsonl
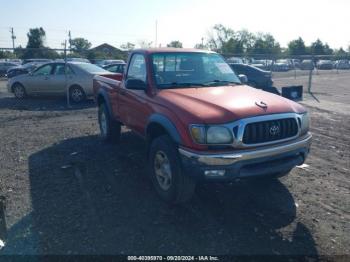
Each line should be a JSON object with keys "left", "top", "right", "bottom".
{"left": 2, "top": 132, "right": 318, "bottom": 255}
{"left": 0, "top": 96, "right": 95, "bottom": 112}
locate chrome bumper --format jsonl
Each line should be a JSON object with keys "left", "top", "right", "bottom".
{"left": 179, "top": 133, "right": 312, "bottom": 166}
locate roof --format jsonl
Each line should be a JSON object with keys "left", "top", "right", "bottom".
{"left": 133, "top": 48, "right": 216, "bottom": 54}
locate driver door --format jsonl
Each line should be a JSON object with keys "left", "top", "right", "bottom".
{"left": 118, "top": 54, "right": 150, "bottom": 134}
{"left": 26, "top": 64, "right": 54, "bottom": 94}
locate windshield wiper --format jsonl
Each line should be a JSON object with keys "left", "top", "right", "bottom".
{"left": 159, "top": 82, "right": 206, "bottom": 88}
{"left": 202, "top": 80, "right": 241, "bottom": 86}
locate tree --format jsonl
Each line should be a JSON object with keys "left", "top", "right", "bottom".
{"left": 207, "top": 24, "right": 235, "bottom": 52}
{"left": 310, "top": 39, "right": 333, "bottom": 55}
{"left": 70, "top": 38, "right": 92, "bottom": 55}
{"left": 120, "top": 42, "right": 135, "bottom": 51}
{"left": 287, "top": 37, "right": 307, "bottom": 56}
{"left": 334, "top": 47, "right": 348, "bottom": 59}
{"left": 248, "top": 33, "right": 281, "bottom": 55}
{"left": 26, "top": 27, "right": 46, "bottom": 49}
{"left": 167, "top": 40, "right": 183, "bottom": 48}
{"left": 22, "top": 27, "right": 59, "bottom": 59}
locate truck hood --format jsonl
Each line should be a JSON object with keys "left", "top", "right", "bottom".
{"left": 156, "top": 85, "right": 305, "bottom": 124}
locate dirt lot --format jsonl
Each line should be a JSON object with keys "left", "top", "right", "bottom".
{"left": 0, "top": 71, "right": 349, "bottom": 257}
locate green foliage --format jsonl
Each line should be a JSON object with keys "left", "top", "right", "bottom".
{"left": 287, "top": 37, "right": 307, "bottom": 55}
{"left": 248, "top": 33, "right": 281, "bottom": 55}
{"left": 70, "top": 38, "right": 92, "bottom": 55}
{"left": 167, "top": 41, "right": 183, "bottom": 48}
{"left": 26, "top": 27, "right": 46, "bottom": 48}
{"left": 207, "top": 24, "right": 280, "bottom": 55}
{"left": 0, "top": 51, "right": 16, "bottom": 59}
{"left": 310, "top": 39, "right": 333, "bottom": 55}
{"left": 20, "top": 27, "right": 60, "bottom": 59}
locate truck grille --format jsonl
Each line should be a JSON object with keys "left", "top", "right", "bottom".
{"left": 242, "top": 118, "right": 298, "bottom": 144}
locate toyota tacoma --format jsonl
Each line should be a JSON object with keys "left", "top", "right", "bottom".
{"left": 93, "top": 48, "right": 311, "bottom": 203}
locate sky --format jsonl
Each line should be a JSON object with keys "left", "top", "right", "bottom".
{"left": 0, "top": 0, "right": 349, "bottom": 50}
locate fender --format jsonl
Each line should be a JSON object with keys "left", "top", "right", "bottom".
{"left": 146, "top": 114, "right": 182, "bottom": 144}
{"left": 97, "top": 89, "right": 113, "bottom": 117}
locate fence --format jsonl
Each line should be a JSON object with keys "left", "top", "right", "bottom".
{"left": 1, "top": 47, "right": 350, "bottom": 106}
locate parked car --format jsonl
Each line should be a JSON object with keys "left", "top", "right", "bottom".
{"left": 6, "top": 62, "right": 43, "bottom": 78}
{"left": 300, "top": 60, "right": 315, "bottom": 70}
{"left": 272, "top": 60, "right": 290, "bottom": 72}
{"left": 317, "top": 60, "right": 333, "bottom": 70}
{"left": 97, "top": 59, "right": 125, "bottom": 67}
{"left": 7, "top": 62, "right": 118, "bottom": 103}
{"left": 291, "top": 59, "right": 301, "bottom": 69}
{"left": 226, "top": 57, "right": 244, "bottom": 64}
{"left": 103, "top": 63, "right": 126, "bottom": 74}
{"left": 0, "top": 62, "right": 18, "bottom": 77}
{"left": 335, "top": 60, "right": 350, "bottom": 70}
{"left": 93, "top": 48, "right": 311, "bottom": 203}
{"left": 229, "top": 63, "right": 273, "bottom": 89}
{"left": 250, "top": 60, "right": 268, "bottom": 70}
{"left": 22, "top": 59, "right": 52, "bottom": 65}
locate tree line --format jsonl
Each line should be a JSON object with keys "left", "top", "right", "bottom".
{"left": 1, "top": 25, "right": 349, "bottom": 60}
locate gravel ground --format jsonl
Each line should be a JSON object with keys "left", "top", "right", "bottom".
{"left": 0, "top": 71, "right": 349, "bottom": 257}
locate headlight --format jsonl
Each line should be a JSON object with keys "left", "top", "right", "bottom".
{"left": 190, "top": 125, "right": 233, "bottom": 144}
{"left": 300, "top": 112, "right": 310, "bottom": 135}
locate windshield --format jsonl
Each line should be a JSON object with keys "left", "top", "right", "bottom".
{"left": 152, "top": 52, "right": 241, "bottom": 88}
{"left": 74, "top": 63, "right": 109, "bottom": 73}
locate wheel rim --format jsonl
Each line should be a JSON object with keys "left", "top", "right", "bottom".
{"left": 71, "top": 88, "right": 83, "bottom": 102}
{"left": 99, "top": 108, "right": 108, "bottom": 137}
{"left": 14, "top": 86, "right": 24, "bottom": 98}
{"left": 154, "top": 151, "right": 172, "bottom": 191}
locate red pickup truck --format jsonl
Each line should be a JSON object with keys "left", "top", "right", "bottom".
{"left": 93, "top": 48, "right": 311, "bottom": 203}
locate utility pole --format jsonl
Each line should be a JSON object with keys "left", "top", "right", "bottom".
{"left": 62, "top": 40, "right": 70, "bottom": 108}
{"left": 155, "top": 20, "right": 158, "bottom": 48}
{"left": 68, "top": 31, "right": 72, "bottom": 50}
{"left": 10, "top": 27, "right": 16, "bottom": 56}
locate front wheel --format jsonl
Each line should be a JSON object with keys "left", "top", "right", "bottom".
{"left": 69, "top": 86, "right": 86, "bottom": 103}
{"left": 13, "top": 83, "right": 26, "bottom": 99}
{"left": 98, "top": 103, "right": 121, "bottom": 142}
{"left": 149, "top": 135, "right": 196, "bottom": 204}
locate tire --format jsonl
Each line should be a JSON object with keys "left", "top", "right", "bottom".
{"left": 69, "top": 85, "right": 86, "bottom": 103}
{"left": 149, "top": 135, "right": 196, "bottom": 204}
{"left": 98, "top": 102, "right": 121, "bottom": 142}
{"left": 12, "top": 83, "right": 26, "bottom": 99}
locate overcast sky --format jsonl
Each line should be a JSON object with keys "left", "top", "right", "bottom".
{"left": 0, "top": 0, "right": 349, "bottom": 50}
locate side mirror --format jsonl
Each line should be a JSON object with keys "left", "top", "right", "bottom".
{"left": 125, "top": 79, "right": 147, "bottom": 90}
{"left": 238, "top": 74, "right": 248, "bottom": 84}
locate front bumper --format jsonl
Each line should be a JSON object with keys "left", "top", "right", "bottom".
{"left": 179, "top": 133, "right": 312, "bottom": 181}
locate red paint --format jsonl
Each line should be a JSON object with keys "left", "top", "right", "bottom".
{"left": 93, "top": 48, "right": 307, "bottom": 151}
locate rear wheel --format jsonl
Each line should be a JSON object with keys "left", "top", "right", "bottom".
{"left": 69, "top": 86, "right": 86, "bottom": 103}
{"left": 149, "top": 135, "right": 196, "bottom": 204}
{"left": 98, "top": 102, "right": 121, "bottom": 142}
{"left": 12, "top": 83, "right": 26, "bottom": 99}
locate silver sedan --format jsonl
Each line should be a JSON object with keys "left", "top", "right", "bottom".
{"left": 7, "top": 62, "right": 115, "bottom": 103}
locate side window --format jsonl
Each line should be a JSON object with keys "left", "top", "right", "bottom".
{"left": 33, "top": 64, "right": 53, "bottom": 76}
{"left": 53, "top": 64, "right": 74, "bottom": 75}
{"left": 127, "top": 54, "right": 146, "bottom": 82}
{"left": 107, "top": 65, "right": 118, "bottom": 73}
{"left": 53, "top": 64, "right": 65, "bottom": 75}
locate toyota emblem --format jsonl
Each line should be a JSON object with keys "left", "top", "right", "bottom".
{"left": 269, "top": 125, "right": 280, "bottom": 136}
